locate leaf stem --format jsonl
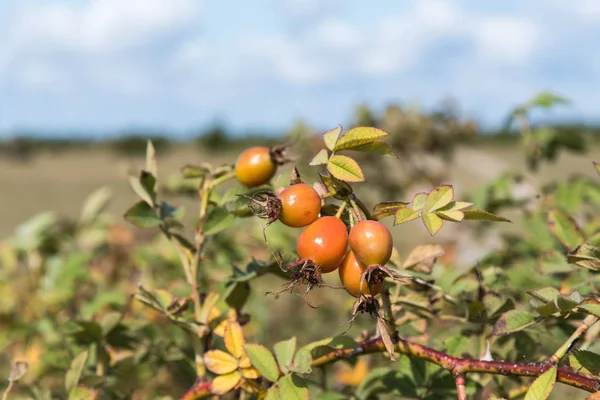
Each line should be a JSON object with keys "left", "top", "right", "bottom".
{"left": 352, "top": 195, "right": 373, "bottom": 220}
{"left": 349, "top": 198, "right": 364, "bottom": 222}
{"left": 549, "top": 314, "right": 598, "bottom": 364}
{"left": 335, "top": 201, "right": 347, "bottom": 219}
{"left": 380, "top": 289, "right": 397, "bottom": 337}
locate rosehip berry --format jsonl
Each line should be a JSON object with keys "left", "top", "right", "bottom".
{"left": 235, "top": 146, "right": 276, "bottom": 188}
{"left": 297, "top": 216, "right": 348, "bottom": 273}
{"left": 339, "top": 250, "right": 383, "bottom": 297}
{"left": 279, "top": 183, "right": 322, "bottom": 228}
{"left": 349, "top": 220, "right": 393, "bottom": 267}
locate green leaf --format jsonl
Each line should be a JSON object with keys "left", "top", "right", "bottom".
{"left": 425, "top": 185, "right": 454, "bottom": 212}
{"left": 547, "top": 209, "right": 584, "bottom": 250}
{"left": 411, "top": 193, "right": 428, "bottom": 211}
{"left": 528, "top": 92, "right": 569, "bottom": 109}
{"left": 159, "top": 202, "right": 185, "bottom": 221}
{"left": 422, "top": 213, "right": 443, "bottom": 236}
{"left": 493, "top": 310, "right": 539, "bottom": 336}
{"left": 123, "top": 201, "right": 160, "bottom": 228}
{"left": 316, "top": 392, "right": 348, "bottom": 400}
{"left": 65, "top": 350, "right": 89, "bottom": 393}
{"left": 68, "top": 386, "right": 99, "bottom": 400}
{"left": 290, "top": 349, "right": 312, "bottom": 374}
{"left": 334, "top": 126, "right": 389, "bottom": 151}
{"left": 181, "top": 164, "right": 210, "bottom": 178}
{"left": 556, "top": 292, "right": 581, "bottom": 312}
{"left": 100, "top": 312, "right": 122, "bottom": 336}
{"left": 274, "top": 337, "right": 297, "bottom": 374}
{"left": 462, "top": 210, "right": 511, "bottom": 222}
{"left": 204, "top": 206, "right": 235, "bottom": 236}
{"left": 278, "top": 375, "right": 309, "bottom": 400}
{"left": 568, "top": 243, "right": 600, "bottom": 270}
{"left": 394, "top": 208, "right": 418, "bottom": 225}
{"left": 309, "top": 149, "right": 329, "bottom": 166}
{"left": 327, "top": 155, "right": 365, "bottom": 183}
{"left": 224, "top": 281, "right": 250, "bottom": 310}
{"left": 373, "top": 202, "right": 408, "bottom": 220}
{"left": 569, "top": 350, "right": 600, "bottom": 375}
{"left": 79, "top": 187, "right": 112, "bottom": 224}
{"left": 527, "top": 287, "right": 560, "bottom": 303}
{"left": 146, "top": 140, "right": 158, "bottom": 179}
{"left": 344, "top": 141, "right": 394, "bottom": 156}
{"left": 444, "top": 336, "right": 468, "bottom": 357}
{"left": 243, "top": 344, "right": 280, "bottom": 382}
{"left": 578, "top": 303, "right": 600, "bottom": 318}
{"left": 323, "top": 125, "right": 342, "bottom": 151}
{"left": 524, "top": 366, "right": 557, "bottom": 400}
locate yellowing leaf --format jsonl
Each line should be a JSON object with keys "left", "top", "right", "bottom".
{"left": 204, "top": 350, "right": 238, "bottom": 375}
{"left": 211, "top": 371, "right": 241, "bottom": 395}
{"left": 425, "top": 185, "right": 454, "bottom": 212}
{"left": 422, "top": 213, "right": 443, "bottom": 236}
{"left": 335, "top": 358, "right": 368, "bottom": 387}
{"left": 394, "top": 208, "right": 419, "bottom": 225}
{"left": 242, "top": 367, "right": 260, "bottom": 379}
{"left": 239, "top": 355, "right": 252, "bottom": 369}
{"left": 309, "top": 149, "right": 329, "bottom": 166}
{"left": 437, "top": 210, "right": 464, "bottom": 222}
{"left": 524, "top": 366, "right": 557, "bottom": 400}
{"left": 327, "top": 155, "right": 365, "bottom": 183}
{"left": 323, "top": 125, "right": 343, "bottom": 151}
{"left": 225, "top": 321, "right": 246, "bottom": 359}
{"left": 334, "top": 127, "right": 389, "bottom": 151}
{"left": 343, "top": 141, "right": 394, "bottom": 156}
{"left": 412, "top": 193, "right": 428, "bottom": 211}
{"left": 402, "top": 244, "right": 445, "bottom": 274}
{"left": 463, "top": 210, "right": 511, "bottom": 222}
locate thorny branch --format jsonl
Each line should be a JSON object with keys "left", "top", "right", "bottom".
{"left": 179, "top": 333, "right": 600, "bottom": 399}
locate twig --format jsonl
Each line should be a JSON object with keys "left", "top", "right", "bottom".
{"left": 454, "top": 373, "right": 467, "bottom": 400}
{"left": 549, "top": 315, "right": 598, "bottom": 364}
{"left": 1, "top": 382, "right": 14, "bottom": 400}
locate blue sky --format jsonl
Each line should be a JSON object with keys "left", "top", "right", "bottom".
{"left": 0, "top": 0, "right": 599, "bottom": 138}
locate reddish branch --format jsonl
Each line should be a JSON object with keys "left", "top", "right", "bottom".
{"left": 454, "top": 373, "right": 467, "bottom": 400}
{"left": 179, "top": 335, "right": 600, "bottom": 399}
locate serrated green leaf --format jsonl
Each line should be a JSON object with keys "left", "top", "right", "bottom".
{"left": 65, "top": 350, "right": 89, "bottom": 393}
{"left": 123, "top": 201, "right": 160, "bottom": 228}
{"left": 422, "top": 213, "right": 443, "bottom": 236}
{"left": 323, "top": 125, "right": 342, "bottom": 151}
{"left": 204, "top": 206, "right": 235, "bottom": 236}
{"left": 578, "top": 303, "right": 600, "bottom": 318}
{"left": 425, "top": 185, "right": 454, "bottom": 212}
{"left": 493, "top": 310, "right": 539, "bottom": 336}
{"left": 316, "top": 392, "right": 347, "bottom": 400}
{"left": 343, "top": 141, "right": 394, "bottom": 156}
{"left": 527, "top": 287, "right": 560, "bottom": 303}
{"left": 334, "top": 126, "right": 389, "bottom": 151}
{"left": 547, "top": 209, "right": 584, "bottom": 250}
{"left": 524, "top": 366, "right": 557, "bottom": 400}
{"left": 146, "top": 140, "right": 158, "bottom": 178}
{"left": 274, "top": 337, "right": 296, "bottom": 374}
{"left": 412, "top": 193, "right": 428, "bottom": 211}
{"left": 569, "top": 350, "right": 600, "bottom": 375}
{"left": 278, "top": 375, "right": 309, "bottom": 400}
{"left": 327, "top": 155, "right": 365, "bottom": 183}
{"left": 556, "top": 294, "right": 581, "bottom": 312}
{"left": 243, "top": 344, "right": 280, "bottom": 383}
{"left": 463, "top": 210, "right": 511, "bottom": 222}
{"left": 79, "top": 187, "right": 112, "bottom": 224}
{"left": 536, "top": 301, "right": 557, "bottom": 317}
{"left": 373, "top": 201, "right": 408, "bottom": 220}
{"left": 394, "top": 208, "right": 418, "bottom": 225}
{"left": 309, "top": 149, "right": 329, "bottom": 166}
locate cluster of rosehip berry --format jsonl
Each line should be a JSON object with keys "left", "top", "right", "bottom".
{"left": 234, "top": 146, "right": 393, "bottom": 298}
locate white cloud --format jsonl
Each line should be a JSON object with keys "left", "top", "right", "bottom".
{"left": 574, "top": 0, "right": 600, "bottom": 20}
{"left": 313, "top": 19, "right": 361, "bottom": 51}
{"left": 475, "top": 17, "right": 539, "bottom": 64}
